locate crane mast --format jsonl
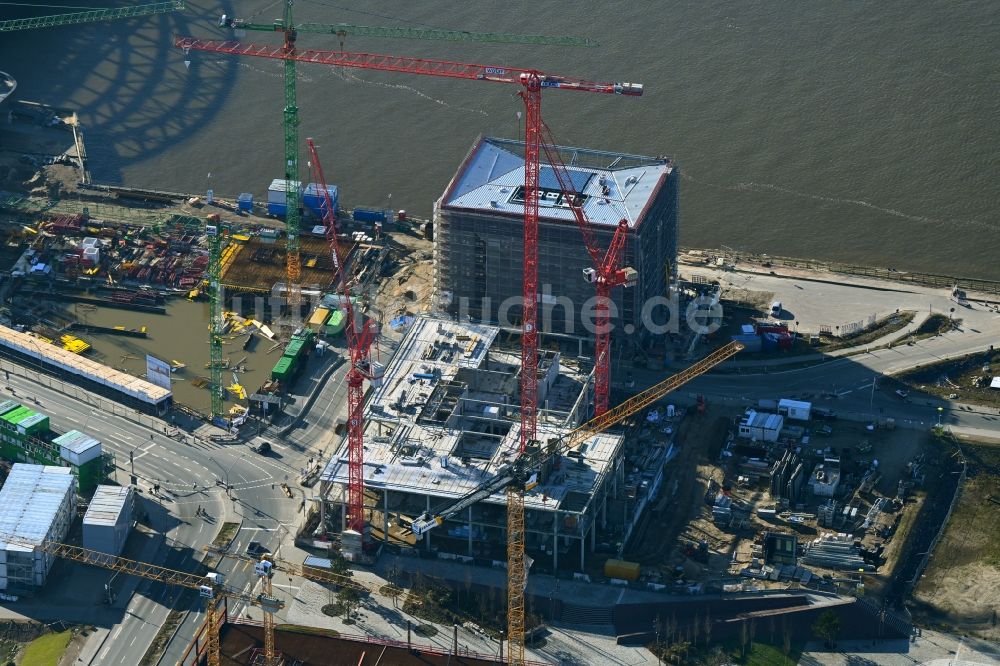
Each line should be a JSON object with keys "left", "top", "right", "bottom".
{"left": 306, "top": 137, "right": 377, "bottom": 537}
{"left": 177, "top": 36, "right": 640, "bottom": 666}
{"left": 537, "top": 123, "right": 637, "bottom": 415}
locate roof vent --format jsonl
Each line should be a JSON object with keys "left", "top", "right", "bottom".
{"left": 490, "top": 200, "right": 500, "bottom": 208}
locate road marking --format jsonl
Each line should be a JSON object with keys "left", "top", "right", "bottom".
{"left": 837, "top": 389, "right": 854, "bottom": 396}
{"left": 65, "top": 416, "right": 80, "bottom": 424}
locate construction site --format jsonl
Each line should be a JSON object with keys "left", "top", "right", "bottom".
{"left": 0, "top": 2, "right": 994, "bottom": 666}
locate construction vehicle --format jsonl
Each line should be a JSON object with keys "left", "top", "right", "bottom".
{"left": 409, "top": 341, "right": 744, "bottom": 662}
{"left": 0, "top": 0, "right": 183, "bottom": 32}
{"left": 214, "top": 1, "right": 594, "bottom": 312}
{"left": 176, "top": 38, "right": 641, "bottom": 662}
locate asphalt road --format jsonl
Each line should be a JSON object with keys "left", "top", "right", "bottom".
{"left": 0, "top": 368, "right": 321, "bottom": 665}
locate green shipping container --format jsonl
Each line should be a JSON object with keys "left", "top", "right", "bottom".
{"left": 271, "top": 356, "right": 295, "bottom": 382}
{"left": 76, "top": 457, "right": 103, "bottom": 493}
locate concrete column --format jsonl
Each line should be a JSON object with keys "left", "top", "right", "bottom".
{"left": 553, "top": 513, "right": 559, "bottom": 570}
{"left": 601, "top": 494, "right": 607, "bottom": 529}
{"left": 580, "top": 532, "right": 585, "bottom": 571}
{"left": 383, "top": 490, "right": 389, "bottom": 544}
{"left": 468, "top": 505, "right": 473, "bottom": 557}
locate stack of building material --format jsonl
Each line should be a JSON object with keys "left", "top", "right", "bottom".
{"left": 802, "top": 533, "right": 873, "bottom": 571}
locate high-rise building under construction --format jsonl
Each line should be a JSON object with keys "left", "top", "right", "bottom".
{"left": 433, "top": 137, "right": 678, "bottom": 341}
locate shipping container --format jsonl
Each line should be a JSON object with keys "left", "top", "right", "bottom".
{"left": 325, "top": 309, "right": 345, "bottom": 335}
{"left": 352, "top": 207, "right": 387, "bottom": 223}
{"left": 237, "top": 193, "right": 253, "bottom": 212}
{"left": 604, "top": 558, "right": 641, "bottom": 581}
{"left": 778, "top": 399, "right": 811, "bottom": 421}
{"left": 271, "top": 356, "right": 295, "bottom": 382}
{"left": 82, "top": 485, "right": 134, "bottom": 556}
{"left": 303, "top": 183, "right": 338, "bottom": 216}
{"left": 307, "top": 307, "right": 330, "bottom": 332}
{"left": 731, "top": 334, "right": 762, "bottom": 353}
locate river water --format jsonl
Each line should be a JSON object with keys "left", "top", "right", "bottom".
{"left": 1, "top": 1, "right": 998, "bottom": 281}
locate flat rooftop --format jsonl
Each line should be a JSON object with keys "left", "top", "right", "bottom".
{"left": 0, "top": 324, "right": 170, "bottom": 405}
{"left": 83, "top": 485, "right": 131, "bottom": 527}
{"left": 0, "top": 464, "right": 73, "bottom": 551}
{"left": 322, "top": 316, "right": 621, "bottom": 515}
{"left": 442, "top": 137, "right": 673, "bottom": 228}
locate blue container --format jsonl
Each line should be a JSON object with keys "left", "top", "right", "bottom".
{"left": 761, "top": 333, "right": 780, "bottom": 351}
{"left": 303, "top": 183, "right": 337, "bottom": 215}
{"left": 353, "top": 207, "right": 387, "bottom": 223}
{"left": 237, "top": 193, "right": 253, "bottom": 212}
{"left": 267, "top": 202, "right": 287, "bottom": 217}
{"left": 731, "top": 334, "right": 762, "bottom": 353}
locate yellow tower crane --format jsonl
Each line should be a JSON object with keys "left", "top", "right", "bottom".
{"left": 12, "top": 536, "right": 282, "bottom": 666}
{"left": 410, "top": 340, "right": 746, "bottom": 664}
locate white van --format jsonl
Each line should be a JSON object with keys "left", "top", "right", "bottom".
{"left": 770, "top": 301, "right": 782, "bottom": 317}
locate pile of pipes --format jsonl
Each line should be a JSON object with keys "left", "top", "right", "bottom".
{"left": 802, "top": 533, "right": 874, "bottom": 571}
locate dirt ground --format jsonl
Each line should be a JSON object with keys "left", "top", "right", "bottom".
{"left": 369, "top": 231, "right": 434, "bottom": 324}
{"left": 622, "top": 405, "right": 941, "bottom": 593}
{"left": 912, "top": 441, "right": 1000, "bottom": 640}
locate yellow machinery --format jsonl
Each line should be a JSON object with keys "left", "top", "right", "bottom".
{"left": 15, "top": 536, "right": 282, "bottom": 666}
{"left": 410, "top": 340, "right": 745, "bottom": 664}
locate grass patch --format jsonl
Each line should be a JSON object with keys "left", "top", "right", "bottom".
{"left": 212, "top": 522, "right": 240, "bottom": 549}
{"left": 897, "top": 350, "right": 1000, "bottom": 409}
{"left": 817, "top": 311, "right": 916, "bottom": 351}
{"left": 913, "top": 441, "right": 1000, "bottom": 638}
{"left": 21, "top": 630, "right": 73, "bottom": 666}
{"left": 139, "top": 609, "right": 184, "bottom": 666}
{"left": 894, "top": 313, "right": 958, "bottom": 345}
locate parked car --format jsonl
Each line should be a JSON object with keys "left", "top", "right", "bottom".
{"left": 895, "top": 389, "right": 909, "bottom": 398}
{"left": 246, "top": 541, "right": 269, "bottom": 557}
{"left": 770, "top": 301, "right": 783, "bottom": 317}
{"left": 253, "top": 440, "right": 272, "bottom": 455}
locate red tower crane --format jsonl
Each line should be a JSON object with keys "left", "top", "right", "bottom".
{"left": 177, "top": 43, "right": 640, "bottom": 658}
{"left": 175, "top": 36, "right": 643, "bottom": 454}
{"left": 305, "top": 137, "right": 378, "bottom": 536}
{"left": 537, "top": 122, "right": 637, "bottom": 415}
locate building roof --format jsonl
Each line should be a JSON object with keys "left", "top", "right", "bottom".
{"left": 0, "top": 464, "right": 74, "bottom": 551}
{"left": 83, "top": 485, "right": 132, "bottom": 527}
{"left": 321, "top": 316, "right": 620, "bottom": 514}
{"left": 54, "top": 430, "right": 100, "bottom": 455}
{"left": 0, "top": 325, "right": 170, "bottom": 404}
{"left": 742, "top": 409, "right": 784, "bottom": 431}
{"left": 442, "top": 137, "right": 673, "bottom": 228}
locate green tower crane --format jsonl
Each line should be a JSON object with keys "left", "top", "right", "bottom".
{"left": 0, "top": 1, "right": 184, "bottom": 32}
{"left": 206, "top": 216, "right": 226, "bottom": 421}
{"left": 218, "top": 3, "right": 595, "bottom": 316}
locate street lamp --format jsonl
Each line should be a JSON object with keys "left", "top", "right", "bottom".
{"left": 937, "top": 406, "right": 944, "bottom": 426}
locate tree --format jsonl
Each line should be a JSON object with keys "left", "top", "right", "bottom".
{"left": 782, "top": 616, "right": 792, "bottom": 656}
{"left": 701, "top": 646, "right": 727, "bottom": 666}
{"left": 337, "top": 586, "right": 362, "bottom": 621}
{"left": 812, "top": 610, "right": 841, "bottom": 649}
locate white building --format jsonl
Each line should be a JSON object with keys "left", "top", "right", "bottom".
{"left": 738, "top": 409, "right": 784, "bottom": 442}
{"left": 0, "top": 464, "right": 76, "bottom": 590}
{"left": 83, "top": 485, "right": 134, "bottom": 556}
